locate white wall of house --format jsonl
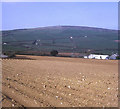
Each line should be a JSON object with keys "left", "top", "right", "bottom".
{"left": 84, "top": 54, "right": 109, "bottom": 59}
{"left": 84, "top": 56, "right": 88, "bottom": 59}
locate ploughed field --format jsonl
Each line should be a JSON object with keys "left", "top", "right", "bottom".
{"left": 2, "top": 55, "right": 118, "bottom": 107}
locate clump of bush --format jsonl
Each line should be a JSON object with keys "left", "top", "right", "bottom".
{"left": 116, "top": 56, "right": 120, "bottom": 60}
{"left": 50, "top": 50, "right": 58, "bottom": 56}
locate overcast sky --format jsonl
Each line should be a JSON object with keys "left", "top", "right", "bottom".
{"left": 2, "top": 2, "right": 118, "bottom": 30}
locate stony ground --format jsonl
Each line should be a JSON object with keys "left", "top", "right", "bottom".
{"left": 2, "top": 55, "right": 118, "bottom": 107}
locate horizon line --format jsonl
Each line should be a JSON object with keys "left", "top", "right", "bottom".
{"left": 2, "top": 25, "right": 118, "bottom": 31}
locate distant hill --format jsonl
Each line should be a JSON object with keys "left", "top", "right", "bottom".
{"left": 2, "top": 26, "right": 118, "bottom": 55}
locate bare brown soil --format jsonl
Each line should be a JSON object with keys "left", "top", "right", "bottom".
{"left": 2, "top": 55, "right": 118, "bottom": 107}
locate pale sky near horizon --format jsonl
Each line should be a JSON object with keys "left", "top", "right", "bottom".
{"left": 2, "top": 2, "right": 118, "bottom": 30}
{"left": 1, "top": 0, "right": 119, "bottom": 2}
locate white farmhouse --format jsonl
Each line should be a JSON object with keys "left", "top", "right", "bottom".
{"left": 3, "top": 42, "right": 7, "bottom": 45}
{"left": 84, "top": 54, "right": 109, "bottom": 60}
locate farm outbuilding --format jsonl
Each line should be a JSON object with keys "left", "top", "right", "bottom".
{"left": 109, "top": 53, "right": 118, "bottom": 60}
{"left": 84, "top": 54, "right": 109, "bottom": 60}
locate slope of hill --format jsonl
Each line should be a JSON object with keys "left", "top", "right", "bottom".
{"left": 2, "top": 26, "right": 118, "bottom": 54}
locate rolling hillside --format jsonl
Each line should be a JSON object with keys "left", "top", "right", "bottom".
{"left": 2, "top": 26, "right": 118, "bottom": 54}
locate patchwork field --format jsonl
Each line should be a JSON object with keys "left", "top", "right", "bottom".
{"left": 2, "top": 55, "right": 118, "bottom": 107}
